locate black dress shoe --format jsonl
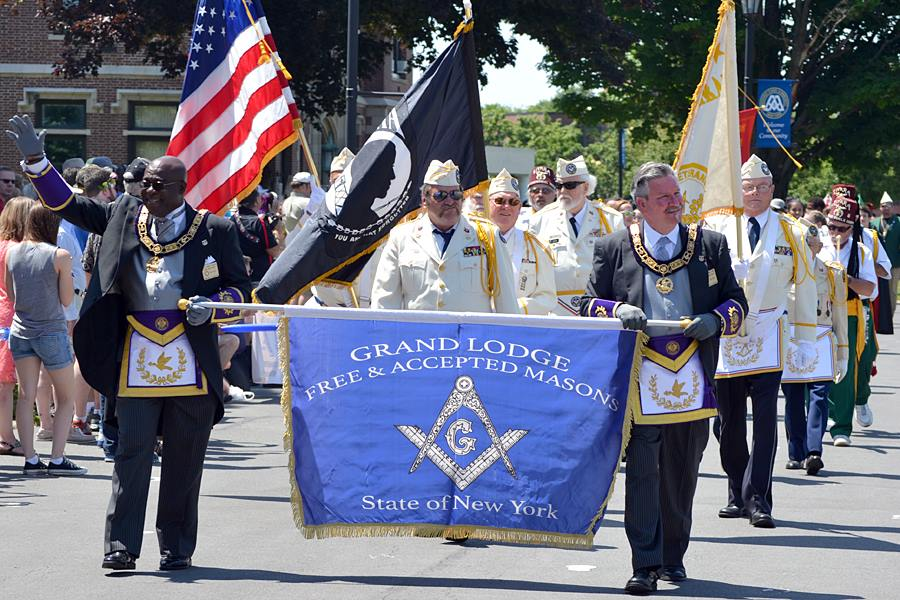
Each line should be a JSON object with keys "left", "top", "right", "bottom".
{"left": 102, "top": 551, "right": 136, "bottom": 570}
{"left": 718, "top": 503, "right": 748, "bottom": 518}
{"left": 785, "top": 459, "right": 803, "bottom": 470}
{"left": 625, "top": 568, "right": 659, "bottom": 595}
{"left": 658, "top": 566, "right": 687, "bottom": 582}
{"left": 159, "top": 555, "right": 192, "bottom": 570}
{"left": 805, "top": 454, "right": 824, "bottom": 476}
{"left": 750, "top": 510, "right": 776, "bottom": 528}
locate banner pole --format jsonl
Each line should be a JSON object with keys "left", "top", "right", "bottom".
{"left": 179, "top": 300, "right": 686, "bottom": 331}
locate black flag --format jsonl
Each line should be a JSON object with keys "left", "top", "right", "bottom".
{"left": 255, "top": 21, "right": 487, "bottom": 304}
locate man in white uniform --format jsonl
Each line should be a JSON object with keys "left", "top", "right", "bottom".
{"left": 486, "top": 168, "right": 555, "bottom": 315}
{"left": 371, "top": 160, "right": 520, "bottom": 314}
{"left": 529, "top": 155, "right": 624, "bottom": 316}
{"left": 281, "top": 171, "right": 312, "bottom": 236}
{"left": 704, "top": 154, "right": 817, "bottom": 529}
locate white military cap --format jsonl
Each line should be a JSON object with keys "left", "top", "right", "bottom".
{"left": 291, "top": 171, "right": 312, "bottom": 185}
{"left": 586, "top": 173, "right": 597, "bottom": 196}
{"left": 330, "top": 147, "right": 355, "bottom": 173}
{"left": 423, "top": 159, "right": 461, "bottom": 187}
{"left": 556, "top": 155, "right": 590, "bottom": 182}
{"left": 488, "top": 168, "right": 519, "bottom": 196}
{"left": 741, "top": 154, "right": 772, "bottom": 180}
{"left": 880, "top": 191, "right": 893, "bottom": 206}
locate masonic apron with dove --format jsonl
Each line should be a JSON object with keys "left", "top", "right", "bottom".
{"left": 117, "top": 206, "right": 208, "bottom": 397}
{"left": 631, "top": 224, "right": 716, "bottom": 424}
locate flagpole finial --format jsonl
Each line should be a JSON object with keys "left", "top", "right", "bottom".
{"left": 464, "top": 0, "right": 473, "bottom": 20}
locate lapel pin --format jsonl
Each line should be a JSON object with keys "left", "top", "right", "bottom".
{"left": 201, "top": 239, "right": 208, "bottom": 246}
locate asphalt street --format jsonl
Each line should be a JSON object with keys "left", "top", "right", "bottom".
{"left": 2, "top": 320, "right": 899, "bottom": 599}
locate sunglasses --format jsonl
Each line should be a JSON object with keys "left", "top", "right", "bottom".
{"left": 826, "top": 223, "right": 851, "bottom": 233}
{"left": 429, "top": 190, "right": 464, "bottom": 202}
{"left": 491, "top": 196, "right": 521, "bottom": 207}
{"left": 557, "top": 181, "right": 583, "bottom": 190}
{"left": 528, "top": 185, "right": 554, "bottom": 194}
{"left": 142, "top": 179, "right": 180, "bottom": 192}
{"left": 0, "top": 178, "right": 15, "bottom": 185}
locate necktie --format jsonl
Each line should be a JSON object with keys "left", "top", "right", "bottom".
{"left": 569, "top": 216, "right": 579, "bottom": 237}
{"left": 154, "top": 217, "right": 176, "bottom": 243}
{"left": 656, "top": 236, "right": 672, "bottom": 262}
{"left": 748, "top": 217, "right": 761, "bottom": 252}
{"left": 435, "top": 229, "right": 454, "bottom": 256}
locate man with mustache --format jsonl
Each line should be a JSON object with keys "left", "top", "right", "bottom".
{"left": 371, "top": 159, "right": 519, "bottom": 314}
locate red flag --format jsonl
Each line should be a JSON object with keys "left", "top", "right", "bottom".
{"left": 738, "top": 109, "right": 756, "bottom": 163}
{"left": 167, "top": 1, "right": 299, "bottom": 214}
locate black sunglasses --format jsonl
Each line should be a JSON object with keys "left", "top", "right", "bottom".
{"left": 430, "top": 190, "right": 464, "bottom": 202}
{"left": 826, "top": 223, "right": 851, "bottom": 232}
{"left": 557, "top": 181, "right": 583, "bottom": 190}
{"left": 142, "top": 179, "right": 180, "bottom": 192}
{"left": 0, "top": 178, "right": 15, "bottom": 185}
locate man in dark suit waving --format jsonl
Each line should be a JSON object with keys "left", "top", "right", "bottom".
{"left": 580, "top": 162, "right": 747, "bottom": 595}
{"left": 6, "top": 115, "right": 251, "bottom": 572}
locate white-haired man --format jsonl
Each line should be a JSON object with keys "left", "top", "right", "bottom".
{"left": 529, "top": 155, "right": 624, "bottom": 316}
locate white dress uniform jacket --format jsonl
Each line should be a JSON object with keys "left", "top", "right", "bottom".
{"left": 371, "top": 213, "right": 521, "bottom": 314}
{"left": 705, "top": 209, "right": 818, "bottom": 374}
{"left": 528, "top": 200, "right": 624, "bottom": 315}
{"left": 501, "top": 227, "right": 556, "bottom": 315}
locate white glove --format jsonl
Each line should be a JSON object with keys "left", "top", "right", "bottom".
{"left": 834, "top": 354, "right": 848, "bottom": 383}
{"left": 732, "top": 259, "right": 750, "bottom": 281}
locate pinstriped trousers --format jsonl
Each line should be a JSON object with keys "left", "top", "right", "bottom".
{"left": 104, "top": 395, "right": 217, "bottom": 558}
{"left": 625, "top": 420, "right": 710, "bottom": 571}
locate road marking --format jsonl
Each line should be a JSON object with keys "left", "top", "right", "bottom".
{"left": 567, "top": 565, "right": 597, "bottom": 572}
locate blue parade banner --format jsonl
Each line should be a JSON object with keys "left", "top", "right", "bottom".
{"left": 755, "top": 79, "right": 794, "bottom": 149}
{"left": 281, "top": 311, "right": 640, "bottom": 548}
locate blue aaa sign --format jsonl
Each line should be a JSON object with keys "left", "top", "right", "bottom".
{"left": 755, "top": 79, "right": 794, "bottom": 149}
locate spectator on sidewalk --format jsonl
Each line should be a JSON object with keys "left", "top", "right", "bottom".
{"left": 0, "top": 197, "right": 31, "bottom": 457}
{"left": 7, "top": 203, "right": 86, "bottom": 475}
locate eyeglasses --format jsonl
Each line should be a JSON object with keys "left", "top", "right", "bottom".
{"left": 429, "top": 190, "right": 464, "bottom": 202}
{"left": 557, "top": 181, "right": 583, "bottom": 190}
{"left": 826, "top": 223, "right": 851, "bottom": 233}
{"left": 742, "top": 183, "right": 773, "bottom": 194}
{"left": 491, "top": 196, "right": 521, "bottom": 207}
{"left": 0, "top": 178, "right": 15, "bottom": 185}
{"left": 528, "top": 185, "right": 554, "bottom": 195}
{"left": 142, "top": 179, "right": 180, "bottom": 192}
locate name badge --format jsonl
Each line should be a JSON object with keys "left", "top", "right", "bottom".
{"left": 708, "top": 268, "right": 718, "bottom": 287}
{"left": 202, "top": 259, "right": 219, "bottom": 280}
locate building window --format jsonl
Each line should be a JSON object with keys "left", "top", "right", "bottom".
{"left": 36, "top": 99, "right": 87, "bottom": 165}
{"left": 392, "top": 40, "right": 408, "bottom": 80}
{"left": 126, "top": 101, "right": 178, "bottom": 161}
{"left": 130, "top": 102, "right": 178, "bottom": 131}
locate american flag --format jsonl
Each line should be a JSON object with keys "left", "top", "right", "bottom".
{"left": 167, "top": 0, "right": 300, "bottom": 214}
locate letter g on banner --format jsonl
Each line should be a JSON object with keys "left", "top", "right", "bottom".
{"left": 446, "top": 419, "right": 476, "bottom": 455}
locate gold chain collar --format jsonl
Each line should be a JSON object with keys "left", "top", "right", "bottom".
{"left": 137, "top": 205, "right": 207, "bottom": 257}
{"left": 629, "top": 222, "right": 698, "bottom": 276}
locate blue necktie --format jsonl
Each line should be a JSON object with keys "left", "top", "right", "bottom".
{"left": 435, "top": 229, "right": 454, "bottom": 256}
{"left": 656, "top": 237, "right": 672, "bottom": 262}
{"left": 748, "top": 217, "right": 760, "bottom": 252}
{"left": 569, "top": 216, "right": 579, "bottom": 237}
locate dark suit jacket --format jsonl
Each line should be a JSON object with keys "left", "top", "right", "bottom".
{"left": 57, "top": 193, "right": 251, "bottom": 424}
{"left": 581, "top": 223, "right": 748, "bottom": 383}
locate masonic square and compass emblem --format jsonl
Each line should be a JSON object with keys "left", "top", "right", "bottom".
{"left": 396, "top": 375, "right": 529, "bottom": 491}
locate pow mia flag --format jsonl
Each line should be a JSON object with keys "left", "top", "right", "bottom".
{"left": 255, "top": 21, "right": 488, "bottom": 304}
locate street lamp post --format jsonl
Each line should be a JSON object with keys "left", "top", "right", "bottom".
{"left": 346, "top": 0, "right": 359, "bottom": 152}
{"left": 740, "top": 0, "right": 762, "bottom": 110}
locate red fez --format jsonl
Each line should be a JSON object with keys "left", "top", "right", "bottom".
{"left": 528, "top": 166, "right": 557, "bottom": 189}
{"left": 829, "top": 195, "right": 859, "bottom": 225}
{"left": 831, "top": 183, "right": 858, "bottom": 202}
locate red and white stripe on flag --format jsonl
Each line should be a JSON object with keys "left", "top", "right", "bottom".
{"left": 167, "top": 1, "right": 299, "bottom": 214}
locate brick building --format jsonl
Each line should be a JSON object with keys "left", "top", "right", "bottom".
{"left": 0, "top": 0, "right": 412, "bottom": 194}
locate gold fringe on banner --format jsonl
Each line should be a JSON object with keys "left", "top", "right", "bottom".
{"left": 278, "top": 315, "right": 639, "bottom": 549}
